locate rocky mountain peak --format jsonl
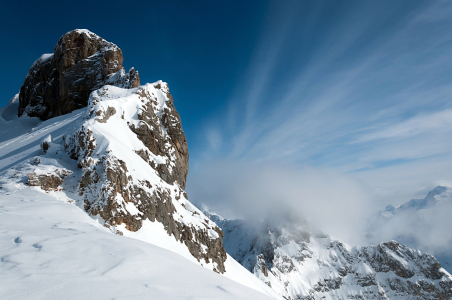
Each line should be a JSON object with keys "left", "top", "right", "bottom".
{"left": 60, "top": 81, "right": 225, "bottom": 272}
{"left": 9, "top": 30, "right": 228, "bottom": 273}
{"left": 208, "top": 211, "right": 452, "bottom": 299}
{"left": 18, "top": 29, "right": 140, "bottom": 120}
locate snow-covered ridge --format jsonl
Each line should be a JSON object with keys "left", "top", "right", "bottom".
{"left": 7, "top": 94, "right": 18, "bottom": 105}
{"left": 383, "top": 186, "right": 451, "bottom": 215}
{"left": 59, "top": 82, "right": 230, "bottom": 272}
{"left": 371, "top": 186, "right": 452, "bottom": 275}
{"left": 74, "top": 28, "right": 98, "bottom": 37}
{"left": 29, "top": 53, "right": 53, "bottom": 69}
{"left": 206, "top": 209, "right": 452, "bottom": 300}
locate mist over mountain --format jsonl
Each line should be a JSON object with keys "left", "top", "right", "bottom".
{"left": 188, "top": 160, "right": 374, "bottom": 246}
{"left": 203, "top": 207, "right": 452, "bottom": 299}
{"left": 367, "top": 186, "right": 452, "bottom": 273}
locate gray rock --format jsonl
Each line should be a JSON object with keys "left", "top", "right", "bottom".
{"left": 64, "top": 83, "right": 226, "bottom": 273}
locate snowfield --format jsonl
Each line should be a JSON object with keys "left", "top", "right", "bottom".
{"left": 0, "top": 183, "right": 273, "bottom": 300}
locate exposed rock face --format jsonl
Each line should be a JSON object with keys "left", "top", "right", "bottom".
{"left": 18, "top": 29, "right": 139, "bottom": 120}
{"left": 28, "top": 172, "right": 62, "bottom": 190}
{"left": 129, "top": 83, "right": 189, "bottom": 189}
{"left": 10, "top": 30, "right": 227, "bottom": 275}
{"left": 16, "top": 29, "right": 225, "bottom": 273}
{"left": 206, "top": 211, "right": 452, "bottom": 300}
{"left": 28, "top": 169, "right": 72, "bottom": 191}
{"left": 64, "top": 83, "right": 226, "bottom": 273}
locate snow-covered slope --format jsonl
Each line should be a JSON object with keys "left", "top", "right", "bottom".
{"left": 61, "top": 82, "right": 229, "bottom": 272}
{"left": 0, "top": 28, "right": 282, "bottom": 299}
{"left": 205, "top": 210, "right": 452, "bottom": 300}
{"left": 0, "top": 182, "right": 276, "bottom": 300}
{"left": 0, "top": 83, "right": 280, "bottom": 299}
{"left": 370, "top": 186, "right": 452, "bottom": 274}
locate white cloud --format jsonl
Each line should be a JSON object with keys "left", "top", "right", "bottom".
{"left": 367, "top": 190, "right": 452, "bottom": 260}
{"left": 188, "top": 0, "right": 452, "bottom": 249}
{"left": 357, "top": 109, "right": 452, "bottom": 142}
{"left": 188, "top": 161, "right": 373, "bottom": 246}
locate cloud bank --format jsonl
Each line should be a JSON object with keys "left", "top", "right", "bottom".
{"left": 366, "top": 187, "right": 452, "bottom": 269}
{"left": 188, "top": 161, "right": 373, "bottom": 246}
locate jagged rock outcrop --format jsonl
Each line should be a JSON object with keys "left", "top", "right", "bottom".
{"left": 28, "top": 169, "right": 72, "bottom": 191}
{"left": 64, "top": 82, "right": 226, "bottom": 273}
{"left": 206, "top": 210, "right": 452, "bottom": 300}
{"left": 18, "top": 29, "right": 140, "bottom": 120}
{"left": 129, "top": 83, "right": 189, "bottom": 189}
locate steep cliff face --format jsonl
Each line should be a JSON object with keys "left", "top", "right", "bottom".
{"left": 62, "top": 82, "right": 226, "bottom": 272}
{"left": 18, "top": 29, "right": 140, "bottom": 120}
{"left": 206, "top": 211, "right": 452, "bottom": 300}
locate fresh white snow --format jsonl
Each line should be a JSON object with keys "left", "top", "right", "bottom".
{"left": 0, "top": 89, "right": 281, "bottom": 299}
{"left": 0, "top": 183, "right": 274, "bottom": 300}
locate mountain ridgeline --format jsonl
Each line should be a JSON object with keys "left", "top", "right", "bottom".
{"left": 204, "top": 210, "right": 452, "bottom": 300}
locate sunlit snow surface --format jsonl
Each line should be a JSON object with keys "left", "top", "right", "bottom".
{"left": 0, "top": 89, "right": 280, "bottom": 299}
{"left": 0, "top": 184, "right": 274, "bottom": 300}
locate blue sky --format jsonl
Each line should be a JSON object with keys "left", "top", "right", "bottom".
{"left": 187, "top": 0, "right": 452, "bottom": 208}
{"left": 1, "top": 0, "right": 452, "bottom": 217}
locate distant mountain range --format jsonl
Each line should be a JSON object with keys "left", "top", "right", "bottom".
{"left": 369, "top": 186, "right": 452, "bottom": 274}
{"left": 204, "top": 201, "right": 452, "bottom": 300}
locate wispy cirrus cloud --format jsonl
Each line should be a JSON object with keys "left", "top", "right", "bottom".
{"left": 357, "top": 109, "right": 452, "bottom": 142}
{"left": 188, "top": 0, "right": 452, "bottom": 238}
